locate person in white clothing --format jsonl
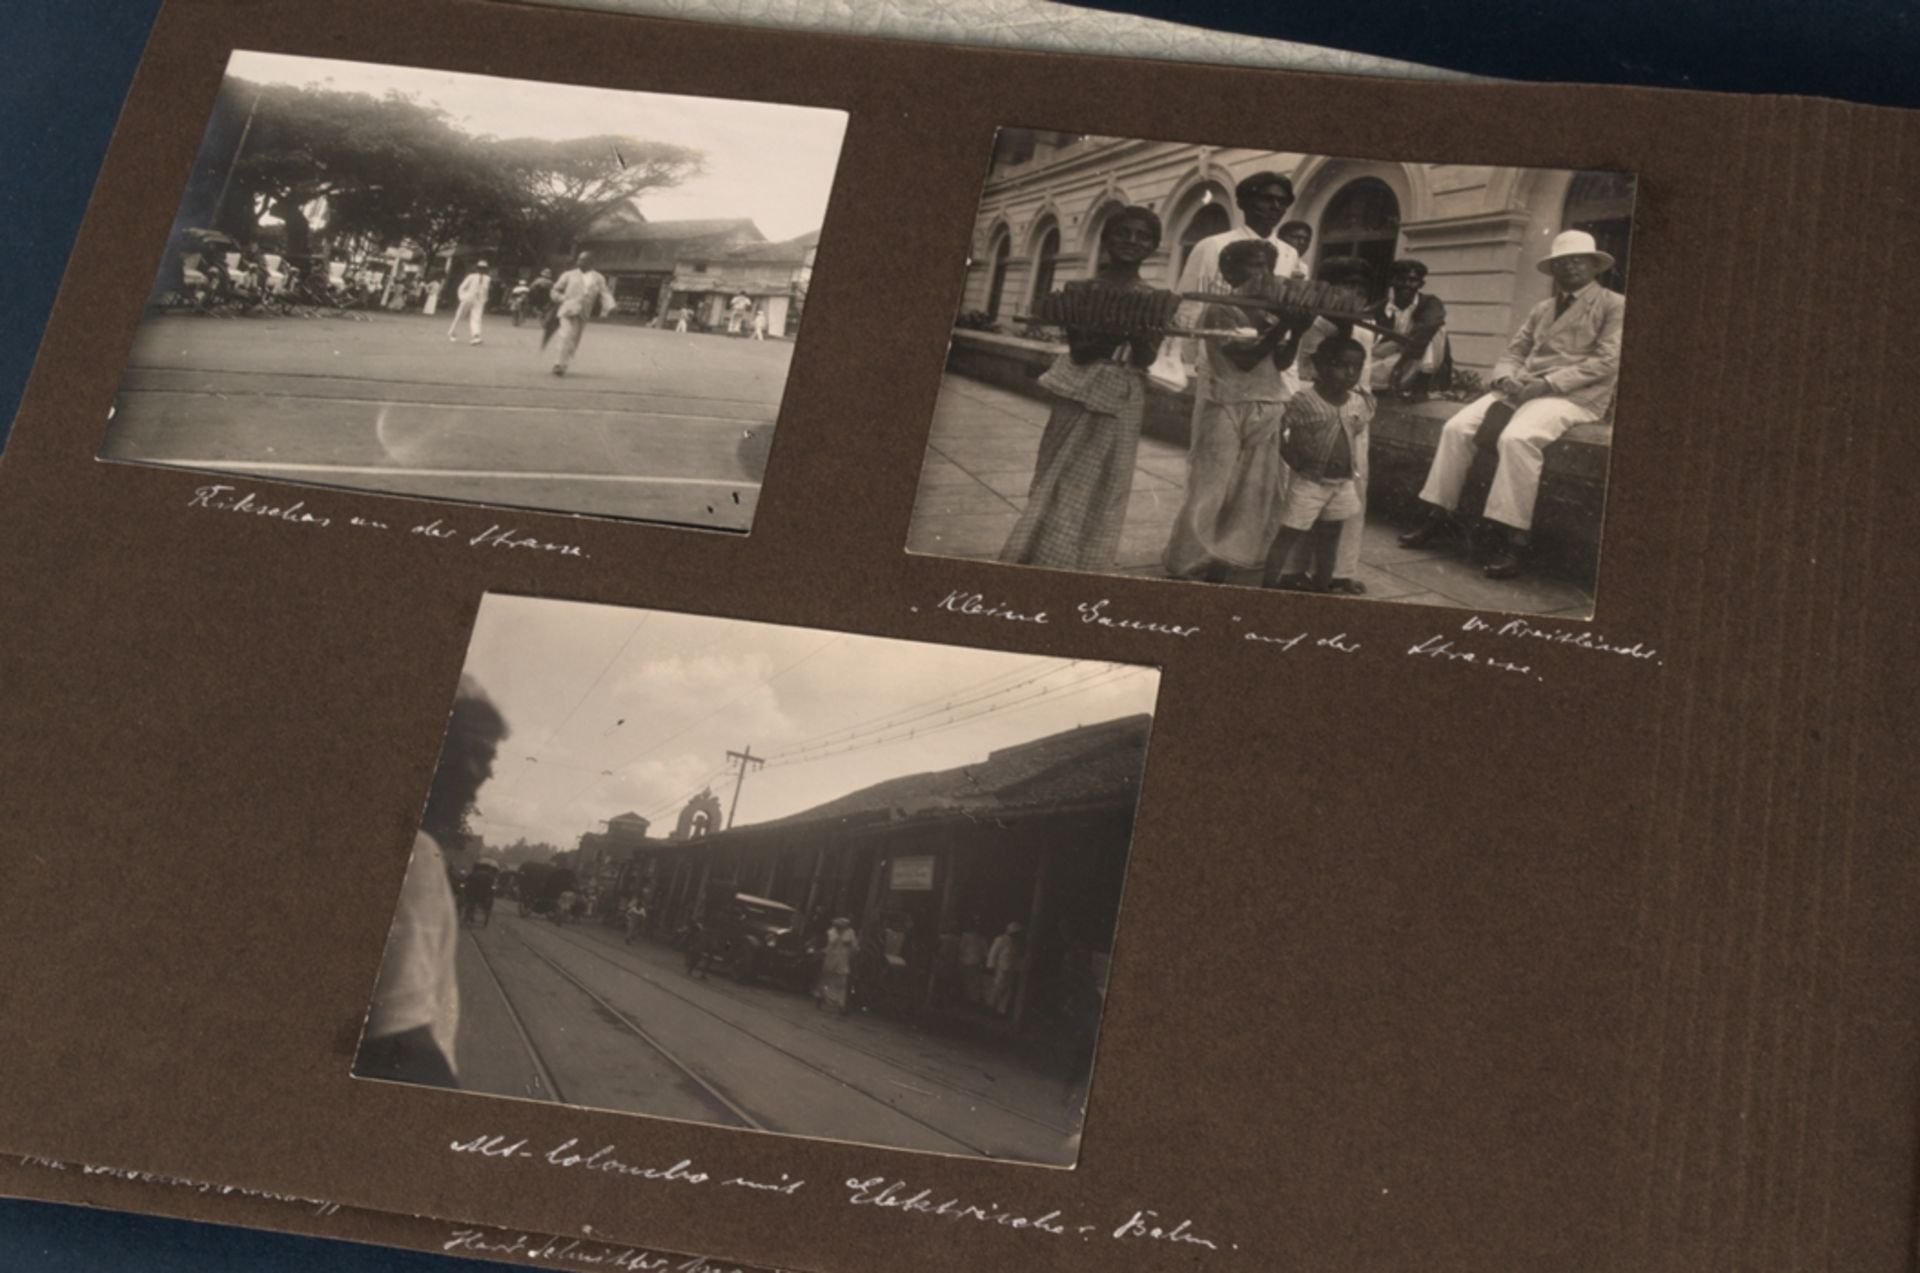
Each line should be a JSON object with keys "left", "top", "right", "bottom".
{"left": 1398, "top": 230, "right": 1626, "bottom": 579}
{"left": 1269, "top": 256, "right": 1377, "bottom": 595}
{"left": 987, "top": 922, "right": 1024, "bottom": 1016}
{"left": 543, "top": 251, "right": 614, "bottom": 376}
{"left": 1170, "top": 172, "right": 1302, "bottom": 446}
{"left": 446, "top": 260, "right": 491, "bottom": 344}
{"left": 1277, "top": 220, "right": 1314, "bottom": 278}
{"left": 356, "top": 677, "right": 508, "bottom": 1088}
{"left": 1173, "top": 172, "right": 1300, "bottom": 316}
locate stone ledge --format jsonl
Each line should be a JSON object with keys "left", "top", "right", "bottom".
{"left": 947, "top": 329, "right": 1613, "bottom": 458}
{"left": 1369, "top": 399, "right": 1610, "bottom": 580}
{"left": 1375, "top": 397, "right": 1613, "bottom": 480}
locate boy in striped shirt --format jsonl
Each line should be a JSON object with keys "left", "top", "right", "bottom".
{"left": 1263, "top": 336, "right": 1372, "bottom": 592}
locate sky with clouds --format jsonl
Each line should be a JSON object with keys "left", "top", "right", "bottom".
{"left": 226, "top": 51, "right": 847, "bottom": 242}
{"left": 453, "top": 594, "right": 1161, "bottom": 851}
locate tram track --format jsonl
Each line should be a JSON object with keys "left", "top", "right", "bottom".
{"left": 476, "top": 916, "right": 995, "bottom": 1157}
{"left": 463, "top": 922, "right": 566, "bottom": 1104}
{"left": 469, "top": 921, "right": 765, "bottom": 1132}
{"left": 534, "top": 919, "right": 1080, "bottom": 1142}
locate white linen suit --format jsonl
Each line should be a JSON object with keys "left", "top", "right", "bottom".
{"left": 447, "top": 271, "right": 490, "bottom": 340}
{"left": 1419, "top": 281, "right": 1625, "bottom": 531}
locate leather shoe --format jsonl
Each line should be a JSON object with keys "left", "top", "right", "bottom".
{"left": 1398, "top": 519, "right": 1449, "bottom": 549}
{"left": 1482, "top": 549, "right": 1525, "bottom": 579}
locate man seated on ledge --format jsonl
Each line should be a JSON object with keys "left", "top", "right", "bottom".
{"left": 1398, "top": 230, "right": 1625, "bottom": 580}
{"left": 1367, "top": 258, "right": 1452, "bottom": 400}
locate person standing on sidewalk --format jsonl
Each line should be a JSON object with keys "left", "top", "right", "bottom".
{"left": 987, "top": 921, "right": 1025, "bottom": 1016}
{"left": 997, "top": 206, "right": 1164, "bottom": 571}
{"left": 1263, "top": 337, "right": 1373, "bottom": 592}
{"left": 1162, "top": 237, "right": 1308, "bottom": 582}
{"left": 816, "top": 916, "right": 859, "bottom": 1014}
{"left": 446, "top": 260, "right": 492, "bottom": 345}
{"left": 958, "top": 919, "right": 990, "bottom": 1006}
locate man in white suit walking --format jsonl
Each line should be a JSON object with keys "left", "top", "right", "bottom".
{"left": 446, "top": 260, "right": 493, "bottom": 346}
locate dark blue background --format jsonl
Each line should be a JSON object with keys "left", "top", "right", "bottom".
{"left": 2, "top": 0, "right": 1913, "bottom": 1268}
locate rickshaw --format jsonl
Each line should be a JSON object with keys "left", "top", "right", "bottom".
{"left": 152, "top": 227, "right": 241, "bottom": 310}
{"left": 459, "top": 860, "right": 499, "bottom": 928}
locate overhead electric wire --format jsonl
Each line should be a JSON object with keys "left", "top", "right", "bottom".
{"left": 549, "top": 631, "right": 848, "bottom": 813}
{"left": 761, "top": 654, "right": 1073, "bottom": 757}
{"left": 515, "top": 664, "right": 1150, "bottom": 840}
{"left": 486, "top": 634, "right": 1149, "bottom": 842}
{"left": 635, "top": 764, "right": 735, "bottom": 822}
{"left": 755, "top": 658, "right": 1094, "bottom": 764}
{"left": 756, "top": 664, "right": 1151, "bottom": 772}
{"left": 492, "top": 613, "right": 655, "bottom": 800}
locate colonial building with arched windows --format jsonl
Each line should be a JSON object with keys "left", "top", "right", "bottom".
{"left": 959, "top": 132, "right": 1634, "bottom": 380}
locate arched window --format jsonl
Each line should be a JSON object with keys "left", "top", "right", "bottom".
{"left": 1563, "top": 170, "right": 1636, "bottom": 294}
{"left": 1177, "top": 198, "right": 1232, "bottom": 284}
{"left": 1030, "top": 221, "right": 1063, "bottom": 306}
{"left": 1316, "top": 178, "right": 1401, "bottom": 300}
{"left": 1084, "top": 202, "right": 1122, "bottom": 264}
{"left": 984, "top": 233, "right": 1012, "bottom": 320}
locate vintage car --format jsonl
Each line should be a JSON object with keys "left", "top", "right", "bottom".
{"left": 515, "top": 862, "right": 579, "bottom": 921}
{"left": 702, "top": 893, "right": 821, "bottom": 989}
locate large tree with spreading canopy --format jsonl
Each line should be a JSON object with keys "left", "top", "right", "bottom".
{"left": 186, "top": 77, "right": 705, "bottom": 267}
{"left": 490, "top": 135, "right": 707, "bottom": 262}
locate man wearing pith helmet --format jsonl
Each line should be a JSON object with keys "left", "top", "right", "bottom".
{"left": 1398, "top": 229, "right": 1625, "bottom": 580}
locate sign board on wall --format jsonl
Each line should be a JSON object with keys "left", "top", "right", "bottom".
{"left": 888, "top": 855, "right": 935, "bottom": 891}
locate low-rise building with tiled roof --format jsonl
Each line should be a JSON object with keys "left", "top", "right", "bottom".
{"left": 573, "top": 216, "right": 766, "bottom": 322}
{"left": 616, "top": 714, "right": 1154, "bottom": 1031}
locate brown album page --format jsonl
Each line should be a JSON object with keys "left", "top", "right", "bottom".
{"left": 0, "top": 1, "right": 1915, "bottom": 1270}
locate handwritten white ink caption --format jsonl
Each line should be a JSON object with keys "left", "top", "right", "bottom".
{"left": 187, "top": 484, "right": 589, "bottom": 559}
{"left": 846, "top": 1177, "right": 1235, "bottom": 1252}
{"left": 919, "top": 590, "right": 1205, "bottom": 639}
{"left": 1407, "top": 616, "right": 1662, "bottom": 682}
{"left": 443, "top": 1226, "right": 770, "bottom": 1272}
{"left": 18, "top": 1152, "right": 342, "bottom": 1217}
{"left": 918, "top": 590, "right": 1357, "bottom": 659}
{"left": 918, "top": 589, "right": 1666, "bottom": 685}
{"left": 446, "top": 1134, "right": 1241, "bottom": 1258}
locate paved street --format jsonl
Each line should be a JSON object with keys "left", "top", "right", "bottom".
{"left": 909, "top": 375, "right": 1596, "bottom": 616}
{"left": 451, "top": 910, "right": 1084, "bottom": 1165}
{"left": 105, "top": 312, "right": 792, "bottom": 530}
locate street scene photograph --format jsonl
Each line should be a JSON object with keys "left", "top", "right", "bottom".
{"left": 101, "top": 51, "right": 849, "bottom": 532}
{"left": 908, "top": 128, "right": 1636, "bottom": 618}
{"left": 353, "top": 594, "right": 1161, "bottom": 1166}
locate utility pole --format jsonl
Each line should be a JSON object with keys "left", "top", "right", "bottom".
{"left": 212, "top": 88, "right": 262, "bottom": 235}
{"left": 724, "top": 745, "right": 763, "bottom": 830}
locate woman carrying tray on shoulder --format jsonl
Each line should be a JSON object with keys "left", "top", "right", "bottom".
{"left": 999, "top": 206, "right": 1165, "bottom": 572}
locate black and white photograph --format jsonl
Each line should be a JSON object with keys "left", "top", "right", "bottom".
{"left": 101, "top": 52, "right": 849, "bottom": 531}
{"left": 354, "top": 594, "right": 1160, "bottom": 1166}
{"left": 908, "top": 128, "right": 1636, "bottom": 617}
